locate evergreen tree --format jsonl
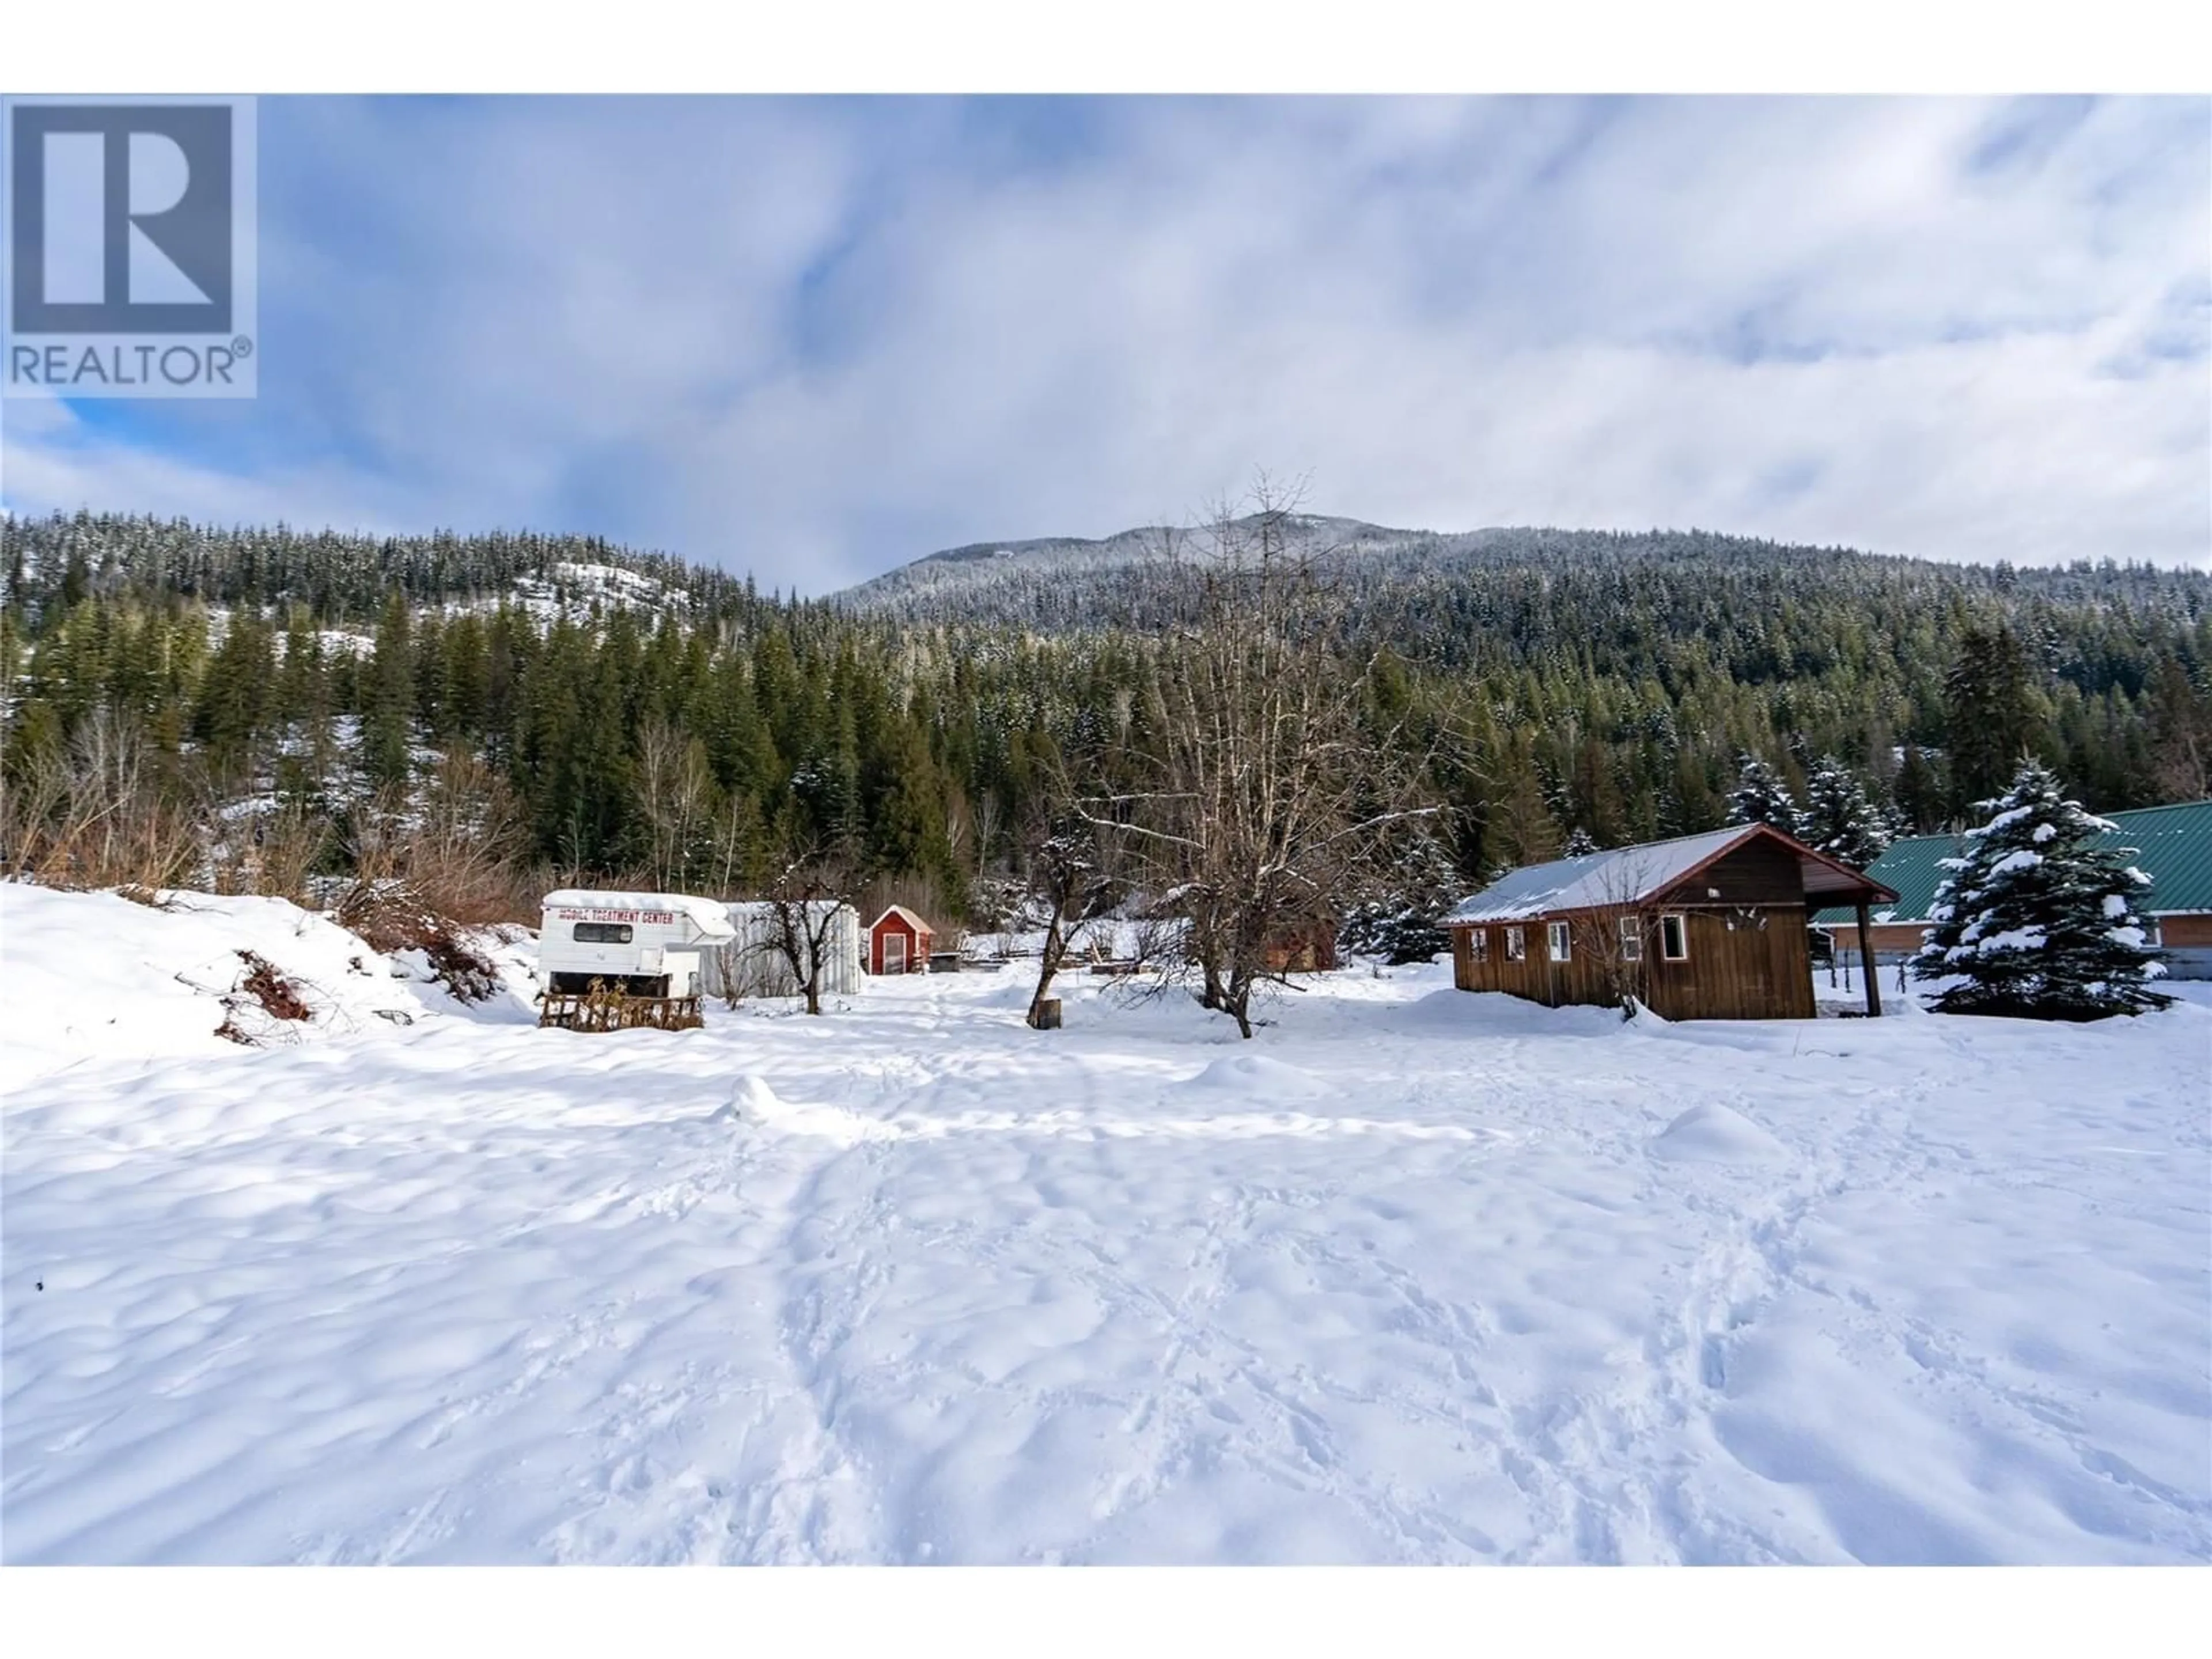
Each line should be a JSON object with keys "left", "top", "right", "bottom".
{"left": 1801, "top": 757, "right": 1892, "bottom": 868}
{"left": 1726, "top": 753, "right": 1802, "bottom": 836}
{"left": 362, "top": 591, "right": 416, "bottom": 791}
{"left": 1893, "top": 744, "right": 1946, "bottom": 834}
{"left": 1910, "top": 760, "right": 2172, "bottom": 1020}
{"left": 2145, "top": 656, "right": 2209, "bottom": 802}
{"left": 1338, "top": 829, "right": 1464, "bottom": 964}
{"left": 1944, "top": 623, "right": 2039, "bottom": 814}
{"left": 1562, "top": 826, "right": 1600, "bottom": 857}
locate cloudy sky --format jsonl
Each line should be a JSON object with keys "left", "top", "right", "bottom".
{"left": 3, "top": 95, "right": 2206, "bottom": 591}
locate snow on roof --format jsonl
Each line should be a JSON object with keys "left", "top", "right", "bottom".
{"left": 1446, "top": 827, "right": 1751, "bottom": 924}
{"left": 541, "top": 889, "right": 736, "bottom": 939}
{"left": 1445, "top": 823, "right": 1891, "bottom": 925}
{"left": 870, "top": 904, "right": 933, "bottom": 934}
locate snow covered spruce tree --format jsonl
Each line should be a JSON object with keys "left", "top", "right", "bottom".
{"left": 1910, "top": 760, "right": 2171, "bottom": 1021}
{"left": 1801, "top": 756, "right": 1892, "bottom": 869}
{"left": 1726, "top": 753, "right": 1802, "bottom": 836}
{"left": 1338, "top": 826, "right": 1463, "bottom": 965}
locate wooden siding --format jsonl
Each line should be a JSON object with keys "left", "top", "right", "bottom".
{"left": 1848, "top": 922, "right": 1927, "bottom": 955}
{"left": 1656, "top": 832, "right": 1805, "bottom": 908}
{"left": 2157, "top": 914, "right": 2212, "bottom": 948}
{"left": 1262, "top": 922, "right": 1339, "bottom": 974}
{"left": 1645, "top": 907, "right": 1815, "bottom": 1020}
{"left": 868, "top": 913, "right": 933, "bottom": 975}
{"left": 1449, "top": 841, "right": 1820, "bottom": 1020}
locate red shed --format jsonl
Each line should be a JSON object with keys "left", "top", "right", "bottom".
{"left": 867, "top": 905, "right": 934, "bottom": 975}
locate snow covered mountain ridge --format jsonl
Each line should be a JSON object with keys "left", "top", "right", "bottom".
{"left": 828, "top": 514, "right": 2204, "bottom": 634}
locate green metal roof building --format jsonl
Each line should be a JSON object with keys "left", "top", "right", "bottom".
{"left": 1812, "top": 800, "right": 2212, "bottom": 928}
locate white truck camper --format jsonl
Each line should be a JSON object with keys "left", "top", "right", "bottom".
{"left": 537, "top": 890, "right": 737, "bottom": 1031}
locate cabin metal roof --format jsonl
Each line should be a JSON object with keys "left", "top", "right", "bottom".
{"left": 1810, "top": 799, "right": 2212, "bottom": 926}
{"left": 1446, "top": 823, "right": 1893, "bottom": 926}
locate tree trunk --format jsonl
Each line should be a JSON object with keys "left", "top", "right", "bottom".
{"left": 1224, "top": 965, "right": 1255, "bottom": 1039}
{"left": 1028, "top": 919, "right": 1068, "bottom": 1029}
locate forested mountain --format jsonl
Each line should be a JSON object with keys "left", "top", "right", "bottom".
{"left": 3, "top": 510, "right": 776, "bottom": 632}
{"left": 4, "top": 508, "right": 2207, "bottom": 926}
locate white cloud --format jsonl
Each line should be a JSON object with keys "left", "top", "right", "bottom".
{"left": 3, "top": 96, "right": 2204, "bottom": 586}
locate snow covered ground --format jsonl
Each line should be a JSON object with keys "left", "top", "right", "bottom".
{"left": 3, "top": 886, "right": 2207, "bottom": 1565}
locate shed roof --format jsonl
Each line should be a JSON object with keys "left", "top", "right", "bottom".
{"left": 869, "top": 904, "right": 934, "bottom": 934}
{"left": 541, "top": 889, "right": 736, "bottom": 938}
{"left": 1810, "top": 798, "right": 2212, "bottom": 926}
{"left": 1446, "top": 822, "right": 1895, "bottom": 926}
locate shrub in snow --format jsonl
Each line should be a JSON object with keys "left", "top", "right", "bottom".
{"left": 1801, "top": 757, "right": 1892, "bottom": 869}
{"left": 1726, "top": 753, "right": 1802, "bottom": 837}
{"left": 1910, "top": 760, "right": 2171, "bottom": 1021}
{"left": 215, "top": 950, "right": 316, "bottom": 1045}
{"left": 1562, "top": 827, "right": 1600, "bottom": 857}
{"left": 334, "top": 881, "right": 502, "bottom": 1004}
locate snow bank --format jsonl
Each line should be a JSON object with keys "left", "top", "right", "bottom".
{"left": 1649, "top": 1101, "right": 1791, "bottom": 1166}
{"left": 0, "top": 884, "right": 535, "bottom": 1090}
{"left": 1175, "top": 1054, "right": 1328, "bottom": 1100}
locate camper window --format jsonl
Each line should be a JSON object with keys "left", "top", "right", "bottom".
{"left": 574, "top": 922, "right": 633, "bottom": 944}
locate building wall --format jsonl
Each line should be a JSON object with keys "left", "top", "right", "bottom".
{"left": 1452, "top": 904, "right": 1816, "bottom": 1019}
{"left": 1450, "top": 914, "right": 1622, "bottom": 1006}
{"left": 1262, "top": 923, "right": 1339, "bottom": 974}
{"left": 1643, "top": 907, "right": 1817, "bottom": 1020}
{"left": 1450, "top": 843, "right": 1825, "bottom": 1020}
{"left": 869, "top": 916, "right": 931, "bottom": 975}
{"left": 2158, "top": 914, "right": 2212, "bottom": 948}
{"left": 1829, "top": 912, "right": 2212, "bottom": 978}
{"left": 701, "top": 904, "right": 863, "bottom": 999}
{"left": 1658, "top": 834, "right": 1807, "bottom": 908}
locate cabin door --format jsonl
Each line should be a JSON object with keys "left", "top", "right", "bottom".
{"left": 882, "top": 931, "right": 906, "bottom": 974}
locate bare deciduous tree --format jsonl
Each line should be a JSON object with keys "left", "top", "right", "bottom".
{"left": 761, "top": 839, "right": 863, "bottom": 1017}
{"left": 1568, "top": 870, "right": 1652, "bottom": 1020}
{"left": 1090, "top": 477, "right": 1437, "bottom": 1039}
{"left": 1018, "top": 774, "right": 1122, "bottom": 1029}
{"left": 634, "top": 719, "right": 715, "bottom": 892}
{"left": 1, "top": 707, "right": 203, "bottom": 892}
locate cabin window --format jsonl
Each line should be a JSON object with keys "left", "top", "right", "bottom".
{"left": 1505, "top": 926, "right": 1525, "bottom": 961}
{"left": 1659, "top": 912, "right": 1688, "bottom": 961}
{"left": 573, "top": 922, "right": 633, "bottom": 945}
{"left": 1470, "top": 928, "right": 1488, "bottom": 964}
{"left": 1620, "top": 916, "right": 1642, "bottom": 961}
{"left": 1547, "top": 921, "right": 1571, "bottom": 962}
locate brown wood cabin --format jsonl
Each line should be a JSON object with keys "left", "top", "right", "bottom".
{"left": 1260, "top": 918, "right": 1339, "bottom": 974}
{"left": 1445, "top": 823, "right": 1900, "bottom": 1020}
